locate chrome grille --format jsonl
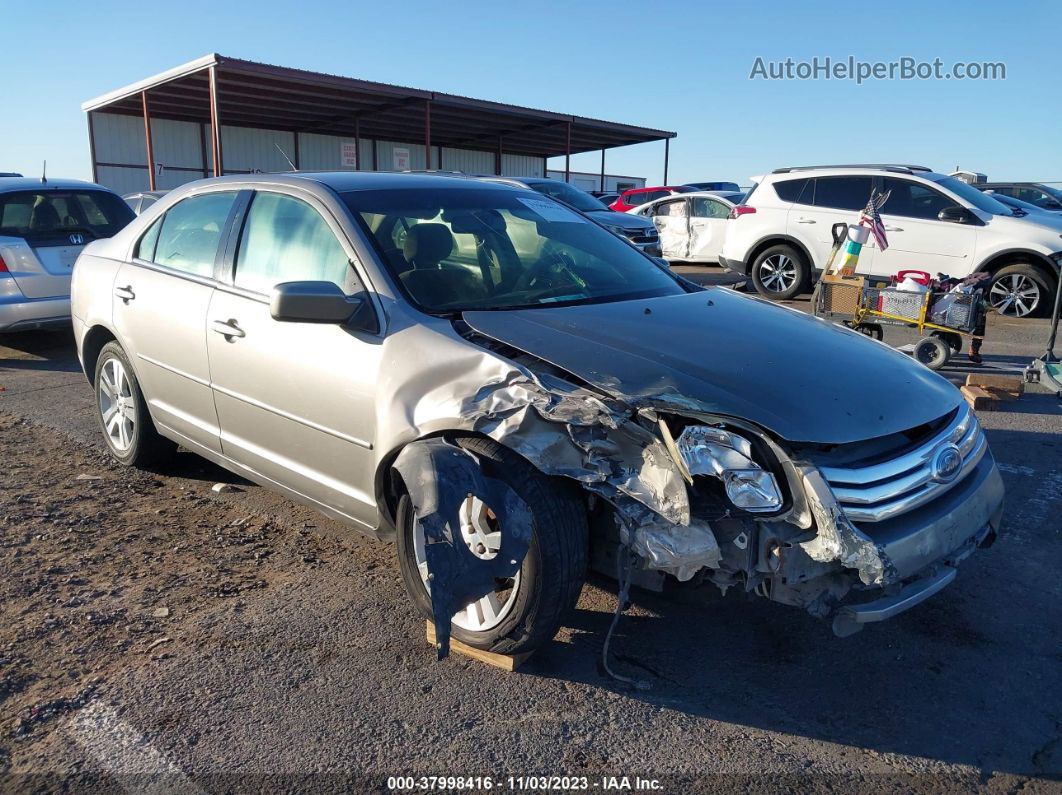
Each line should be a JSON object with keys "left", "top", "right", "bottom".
{"left": 819, "top": 404, "right": 987, "bottom": 523}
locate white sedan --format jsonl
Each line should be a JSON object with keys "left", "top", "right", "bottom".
{"left": 629, "top": 191, "right": 742, "bottom": 263}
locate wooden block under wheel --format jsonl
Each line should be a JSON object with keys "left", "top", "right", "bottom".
{"left": 425, "top": 621, "right": 532, "bottom": 672}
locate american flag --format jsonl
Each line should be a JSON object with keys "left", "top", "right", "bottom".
{"left": 860, "top": 190, "right": 890, "bottom": 251}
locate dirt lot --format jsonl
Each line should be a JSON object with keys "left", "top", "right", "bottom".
{"left": 1, "top": 283, "right": 1061, "bottom": 792}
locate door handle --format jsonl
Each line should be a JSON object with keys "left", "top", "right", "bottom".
{"left": 115, "top": 285, "right": 135, "bottom": 303}
{"left": 884, "top": 226, "right": 904, "bottom": 231}
{"left": 211, "top": 319, "right": 246, "bottom": 339}
{"left": 795, "top": 218, "right": 816, "bottom": 224}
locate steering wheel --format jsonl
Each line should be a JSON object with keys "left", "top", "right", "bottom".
{"left": 514, "top": 249, "right": 579, "bottom": 294}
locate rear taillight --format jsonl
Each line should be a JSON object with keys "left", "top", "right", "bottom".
{"left": 729, "top": 205, "right": 757, "bottom": 220}
{"left": 0, "top": 254, "right": 8, "bottom": 273}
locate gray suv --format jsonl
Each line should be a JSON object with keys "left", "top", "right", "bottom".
{"left": 71, "top": 172, "right": 1004, "bottom": 656}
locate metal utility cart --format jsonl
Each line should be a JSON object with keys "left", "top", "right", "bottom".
{"left": 813, "top": 275, "right": 985, "bottom": 370}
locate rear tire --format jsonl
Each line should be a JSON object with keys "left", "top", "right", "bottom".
{"left": 751, "top": 244, "right": 809, "bottom": 300}
{"left": 396, "top": 436, "right": 588, "bottom": 656}
{"left": 988, "top": 264, "right": 1051, "bottom": 318}
{"left": 93, "top": 341, "right": 176, "bottom": 468}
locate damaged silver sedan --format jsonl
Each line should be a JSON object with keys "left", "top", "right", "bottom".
{"left": 70, "top": 172, "right": 1004, "bottom": 658}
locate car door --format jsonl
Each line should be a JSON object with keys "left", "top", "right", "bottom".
{"left": 874, "top": 177, "right": 977, "bottom": 279}
{"left": 790, "top": 176, "right": 877, "bottom": 275}
{"left": 206, "top": 188, "right": 382, "bottom": 528}
{"left": 687, "top": 196, "right": 731, "bottom": 261}
{"left": 112, "top": 189, "right": 241, "bottom": 454}
{"left": 649, "top": 198, "right": 689, "bottom": 259}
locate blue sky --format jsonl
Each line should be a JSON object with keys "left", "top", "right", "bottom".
{"left": 4, "top": 0, "right": 1059, "bottom": 186}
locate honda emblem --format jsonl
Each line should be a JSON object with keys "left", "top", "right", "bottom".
{"left": 69, "top": 233, "right": 84, "bottom": 245}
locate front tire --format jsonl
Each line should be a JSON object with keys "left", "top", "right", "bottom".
{"left": 396, "top": 436, "right": 588, "bottom": 655}
{"left": 751, "top": 244, "right": 809, "bottom": 300}
{"left": 94, "top": 341, "right": 175, "bottom": 467}
{"left": 988, "top": 264, "right": 1051, "bottom": 318}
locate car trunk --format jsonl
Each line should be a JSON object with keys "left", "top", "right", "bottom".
{"left": 0, "top": 237, "right": 80, "bottom": 298}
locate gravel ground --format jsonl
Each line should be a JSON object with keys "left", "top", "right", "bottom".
{"left": 0, "top": 279, "right": 1060, "bottom": 793}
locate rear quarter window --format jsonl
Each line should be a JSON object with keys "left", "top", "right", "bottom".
{"left": 773, "top": 178, "right": 810, "bottom": 204}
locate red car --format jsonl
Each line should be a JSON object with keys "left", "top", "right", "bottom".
{"left": 609, "top": 185, "right": 695, "bottom": 212}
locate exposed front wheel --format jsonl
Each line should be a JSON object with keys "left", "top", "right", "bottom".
{"left": 395, "top": 436, "right": 588, "bottom": 656}
{"left": 751, "top": 245, "right": 809, "bottom": 300}
{"left": 94, "top": 341, "right": 175, "bottom": 467}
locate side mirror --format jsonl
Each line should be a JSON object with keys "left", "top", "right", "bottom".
{"left": 270, "top": 281, "right": 376, "bottom": 332}
{"left": 938, "top": 206, "right": 975, "bottom": 224}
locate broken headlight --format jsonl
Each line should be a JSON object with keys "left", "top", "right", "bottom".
{"left": 666, "top": 424, "right": 782, "bottom": 513}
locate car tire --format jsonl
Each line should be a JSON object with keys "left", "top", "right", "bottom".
{"left": 988, "top": 264, "right": 1051, "bottom": 318}
{"left": 751, "top": 244, "right": 809, "bottom": 300}
{"left": 913, "top": 335, "right": 951, "bottom": 370}
{"left": 396, "top": 436, "right": 588, "bottom": 656}
{"left": 93, "top": 341, "right": 176, "bottom": 468}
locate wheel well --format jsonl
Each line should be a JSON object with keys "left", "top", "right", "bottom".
{"left": 373, "top": 430, "right": 582, "bottom": 540}
{"left": 80, "top": 325, "right": 117, "bottom": 385}
{"left": 746, "top": 237, "right": 813, "bottom": 275}
{"left": 977, "top": 251, "right": 1057, "bottom": 285}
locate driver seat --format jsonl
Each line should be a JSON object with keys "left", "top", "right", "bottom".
{"left": 400, "top": 223, "right": 486, "bottom": 306}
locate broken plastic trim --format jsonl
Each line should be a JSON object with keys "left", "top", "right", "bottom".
{"left": 392, "top": 438, "right": 532, "bottom": 658}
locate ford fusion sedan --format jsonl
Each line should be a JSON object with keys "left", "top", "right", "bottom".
{"left": 1, "top": 178, "right": 133, "bottom": 331}
{"left": 71, "top": 172, "right": 1004, "bottom": 656}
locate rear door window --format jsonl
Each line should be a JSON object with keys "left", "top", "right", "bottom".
{"left": 812, "top": 176, "right": 873, "bottom": 211}
{"left": 0, "top": 190, "right": 134, "bottom": 245}
{"left": 691, "top": 197, "right": 731, "bottom": 218}
{"left": 150, "top": 191, "right": 238, "bottom": 277}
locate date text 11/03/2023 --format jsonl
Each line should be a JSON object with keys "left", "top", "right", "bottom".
{"left": 386, "top": 775, "right": 664, "bottom": 791}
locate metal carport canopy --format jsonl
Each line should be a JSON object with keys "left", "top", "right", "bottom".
{"left": 81, "top": 53, "right": 675, "bottom": 161}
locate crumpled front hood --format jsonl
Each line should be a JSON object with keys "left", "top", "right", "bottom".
{"left": 463, "top": 289, "right": 960, "bottom": 445}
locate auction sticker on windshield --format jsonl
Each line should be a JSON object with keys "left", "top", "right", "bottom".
{"left": 517, "top": 197, "right": 587, "bottom": 223}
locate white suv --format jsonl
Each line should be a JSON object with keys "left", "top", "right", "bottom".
{"left": 719, "top": 165, "right": 1062, "bottom": 317}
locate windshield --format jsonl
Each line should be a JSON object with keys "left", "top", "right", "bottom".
{"left": 0, "top": 189, "right": 134, "bottom": 242}
{"left": 527, "top": 181, "right": 608, "bottom": 212}
{"left": 344, "top": 187, "right": 684, "bottom": 313}
{"left": 931, "top": 176, "right": 1010, "bottom": 216}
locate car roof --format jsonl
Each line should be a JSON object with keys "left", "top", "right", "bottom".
{"left": 0, "top": 177, "right": 114, "bottom": 193}
{"left": 767, "top": 167, "right": 948, "bottom": 182}
{"left": 166, "top": 171, "right": 529, "bottom": 200}
{"left": 639, "top": 190, "right": 739, "bottom": 205}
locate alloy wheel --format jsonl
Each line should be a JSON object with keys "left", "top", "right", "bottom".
{"left": 758, "top": 254, "right": 797, "bottom": 293}
{"left": 989, "top": 274, "right": 1040, "bottom": 317}
{"left": 98, "top": 356, "right": 136, "bottom": 452}
{"left": 413, "top": 495, "right": 520, "bottom": 632}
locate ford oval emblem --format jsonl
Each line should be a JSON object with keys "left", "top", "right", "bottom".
{"left": 932, "top": 444, "right": 963, "bottom": 484}
{"left": 69, "top": 233, "right": 84, "bottom": 245}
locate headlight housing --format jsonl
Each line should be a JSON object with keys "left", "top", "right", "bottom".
{"left": 668, "top": 424, "right": 783, "bottom": 512}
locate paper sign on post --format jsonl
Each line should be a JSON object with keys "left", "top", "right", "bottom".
{"left": 393, "top": 147, "right": 411, "bottom": 171}
{"left": 340, "top": 141, "right": 358, "bottom": 168}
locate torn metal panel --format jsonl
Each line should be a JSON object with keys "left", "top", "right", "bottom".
{"left": 627, "top": 516, "right": 721, "bottom": 581}
{"left": 797, "top": 467, "right": 897, "bottom": 586}
{"left": 392, "top": 438, "right": 532, "bottom": 658}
